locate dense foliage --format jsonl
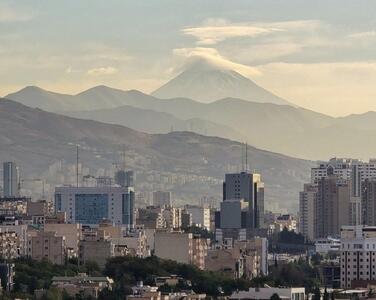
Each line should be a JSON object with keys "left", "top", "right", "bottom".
{"left": 278, "top": 228, "right": 306, "bottom": 244}
{"left": 250, "top": 257, "right": 321, "bottom": 293}
{"left": 103, "top": 256, "right": 251, "bottom": 297}
{"left": 5, "top": 253, "right": 324, "bottom": 299}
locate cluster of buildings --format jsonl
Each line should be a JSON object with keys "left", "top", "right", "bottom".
{"left": 298, "top": 158, "right": 376, "bottom": 290}
{"left": 299, "top": 158, "right": 376, "bottom": 241}
{"left": 0, "top": 160, "right": 273, "bottom": 297}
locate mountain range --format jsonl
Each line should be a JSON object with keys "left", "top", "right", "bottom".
{"left": 0, "top": 98, "right": 312, "bottom": 212}
{"left": 8, "top": 83, "right": 376, "bottom": 160}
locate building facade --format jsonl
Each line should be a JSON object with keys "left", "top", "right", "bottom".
{"left": 340, "top": 226, "right": 376, "bottom": 288}
{"left": 2, "top": 162, "right": 19, "bottom": 198}
{"left": 152, "top": 191, "right": 171, "bottom": 207}
{"left": 185, "top": 205, "right": 210, "bottom": 230}
{"left": 154, "top": 231, "right": 208, "bottom": 269}
{"left": 28, "top": 231, "right": 66, "bottom": 265}
{"left": 54, "top": 186, "right": 135, "bottom": 226}
{"left": 223, "top": 172, "right": 264, "bottom": 231}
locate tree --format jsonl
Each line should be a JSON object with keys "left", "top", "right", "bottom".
{"left": 84, "top": 260, "right": 100, "bottom": 276}
{"left": 313, "top": 287, "right": 321, "bottom": 300}
{"left": 323, "top": 287, "right": 329, "bottom": 300}
{"left": 270, "top": 293, "right": 281, "bottom": 300}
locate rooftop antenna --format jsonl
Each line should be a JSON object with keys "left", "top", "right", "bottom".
{"left": 241, "top": 143, "right": 244, "bottom": 172}
{"left": 76, "top": 145, "right": 79, "bottom": 188}
{"left": 245, "top": 143, "right": 248, "bottom": 172}
{"left": 121, "top": 144, "right": 126, "bottom": 170}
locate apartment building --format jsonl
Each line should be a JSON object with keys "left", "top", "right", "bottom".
{"left": 28, "top": 231, "right": 66, "bottom": 265}
{"left": 154, "top": 231, "right": 208, "bottom": 269}
{"left": 340, "top": 226, "right": 376, "bottom": 288}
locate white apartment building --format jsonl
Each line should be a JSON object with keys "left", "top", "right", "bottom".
{"left": 230, "top": 287, "right": 305, "bottom": 300}
{"left": 340, "top": 226, "right": 376, "bottom": 288}
{"left": 315, "top": 237, "right": 341, "bottom": 254}
{"left": 311, "top": 158, "right": 376, "bottom": 185}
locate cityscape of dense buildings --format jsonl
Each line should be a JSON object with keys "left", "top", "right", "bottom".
{"left": 2, "top": 156, "right": 376, "bottom": 297}
{"left": 0, "top": 159, "right": 282, "bottom": 298}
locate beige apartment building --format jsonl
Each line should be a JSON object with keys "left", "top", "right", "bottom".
{"left": 78, "top": 230, "right": 114, "bottom": 268}
{"left": 44, "top": 223, "right": 82, "bottom": 257}
{"left": 154, "top": 231, "right": 208, "bottom": 269}
{"left": 28, "top": 231, "right": 66, "bottom": 265}
{"left": 316, "top": 175, "right": 350, "bottom": 238}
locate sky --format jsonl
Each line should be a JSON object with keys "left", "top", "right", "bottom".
{"left": 1, "top": 0, "right": 376, "bottom": 116}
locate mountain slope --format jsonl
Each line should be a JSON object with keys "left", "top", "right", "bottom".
{"left": 65, "top": 105, "right": 245, "bottom": 140}
{"left": 152, "top": 59, "right": 292, "bottom": 105}
{"left": 6, "top": 86, "right": 74, "bottom": 111}
{"left": 0, "top": 98, "right": 312, "bottom": 212}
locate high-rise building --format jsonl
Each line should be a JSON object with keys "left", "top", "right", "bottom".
{"left": 299, "top": 184, "right": 317, "bottom": 241}
{"left": 340, "top": 225, "right": 376, "bottom": 288}
{"left": 361, "top": 179, "right": 376, "bottom": 226}
{"left": 152, "top": 191, "right": 171, "bottom": 207}
{"left": 114, "top": 170, "right": 134, "bottom": 188}
{"left": 54, "top": 186, "right": 135, "bottom": 226}
{"left": 223, "top": 172, "right": 265, "bottom": 231}
{"left": 315, "top": 175, "right": 350, "bottom": 238}
{"left": 2, "top": 162, "right": 19, "bottom": 198}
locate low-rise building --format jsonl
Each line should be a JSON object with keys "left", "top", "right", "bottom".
{"left": 111, "top": 229, "right": 150, "bottom": 258}
{"left": 315, "top": 237, "right": 340, "bottom": 254}
{"left": 206, "top": 238, "right": 267, "bottom": 278}
{"left": 51, "top": 273, "right": 113, "bottom": 298}
{"left": 275, "top": 214, "right": 297, "bottom": 232}
{"left": 44, "top": 223, "right": 82, "bottom": 257}
{"left": 230, "top": 287, "right": 305, "bottom": 300}
{"left": 78, "top": 230, "right": 114, "bottom": 268}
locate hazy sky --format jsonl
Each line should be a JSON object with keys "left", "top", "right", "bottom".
{"left": 2, "top": 0, "right": 376, "bottom": 116}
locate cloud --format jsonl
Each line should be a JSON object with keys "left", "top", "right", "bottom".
{"left": 0, "top": 3, "right": 34, "bottom": 22}
{"left": 348, "top": 31, "right": 376, "bottom": 39}
{"left": 183, "top": 25, "right": 281, "bottom": 45}
{"left": 87, "top": 66, "right": 118, "bottom": 76}
{"left": 182, "top": 19, "right": 322, "bottom": 45}
{"left": 173, "top": 47, "right": 261, "bottom": 77}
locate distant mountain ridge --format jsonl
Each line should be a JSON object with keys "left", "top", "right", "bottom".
{"left": 8, "top": 84, "right": 376, "bottom": 159}
{"left": 66, "top": 105, "right": 246, "bottom": 141}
